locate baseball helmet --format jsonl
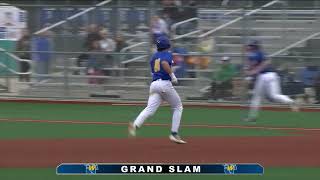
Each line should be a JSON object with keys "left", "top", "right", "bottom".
{"left": 156, "top": 36, "right": 171, "bottom": 50}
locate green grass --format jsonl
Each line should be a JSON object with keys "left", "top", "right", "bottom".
{"left": 0, "top": 102, "right": 318, "bottom": 139}
{"left": 0, "top": 102, "right": 319, "bottom": 179}
{"left": 0, "top": 168, "right": 319, "bottom": 180}
{"left": 0, "top": 102, "right": 319, "bottom": 128}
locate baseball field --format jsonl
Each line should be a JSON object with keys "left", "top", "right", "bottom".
{"left": 0, "top": 100, "right": 319, "bottom": 179}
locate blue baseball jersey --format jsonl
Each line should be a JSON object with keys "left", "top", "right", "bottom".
{"left": 248, "top": 50, "right": 273, "bottom": 74}
{"left": 150, "top": 51, "right": 173, "bottom": 81}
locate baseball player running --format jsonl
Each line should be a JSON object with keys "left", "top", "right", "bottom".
{"left": 128, "top": 36, "right": 186, "bottom": 144}
{"left": 243, "top": 40, "right": 299, "bottom": 122}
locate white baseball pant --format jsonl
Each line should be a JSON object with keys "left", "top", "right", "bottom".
{"left": 249, "top": 72, "right": 294, "bottom": 118}
{"left": 133, "top": 79, "right": 183, "bottom": 133}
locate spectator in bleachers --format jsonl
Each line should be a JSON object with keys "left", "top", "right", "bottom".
{"left": 99, "top": 29, "right": 115, "bottom": 52}
{"left": 162, "top": 0, "right": 181, "bottom": 25}
{"left": 127, "top": 7, "right": 139, "bottom": 34}
{"left": 31, "top": 30, "right": 52, "bottom": 82}
{"left": 151, "top": 15, "right": 169, "bottom": 43}
{"left": 87, "top": 40, "right": 105, "bottom": 84}
{"left": 172, "top": 47, "right": 188, "bottom": 78}
{"left": 300, "top": 65, "right": 318, "bottom": 103}
{"left": 114, "top": 34, "right": 129, "bottom": 66}
{"left": 278, "top": 65, "right": 296, "bottom": 83}
{"left": 210, "top": 56, "right": 238, "bottom": 100}
{"left": 181, "top": 0, "right": 198, "bottom": 32}
{"left": 16, "top": 29, "right": 31, "bottom": 82}
{"left": 315, "top": 72, "right": 320, "bottom": 104}
{"left": 84, "top": 24, "right": 101, "bottom": 50}
{"left": 115, "top": 35, "right": 128, "bottom": 53}
{"left": 185, "top": 37, "right": 214, "bottom": 77}
{"left": 184, "top": 0, "right": 197, "bottom": 19}
{"left": 99, "top": 29, "right": 116, "bottom": 68}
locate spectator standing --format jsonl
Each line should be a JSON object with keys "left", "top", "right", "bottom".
{"left": 31, "top": 31, "right": 52, "bottom": 81}
{"left": 210, "top": 56, "right": 237, "bottom": 100}
{"left": 99, "top": 29, "right": 116, "bottom": 69}
{"left": 162, "top": 0, "right": 180, "bottom": 25}
{"left": 87, "top": 40, "right": 105, "bottom": 84}
{"left": 99, "top": 29, "right": 115, "bottom": 53}
{"left": 16, "top": 29, "right": 31, "bottom": 82}
{"left": 84, "top": 24, "right": 101, "bottom": 50}
{"left": 180, "top": 0, "right": 198, "bottom": 33}
{"left": 151, "top": 15, "right": 169, "bottom": 43}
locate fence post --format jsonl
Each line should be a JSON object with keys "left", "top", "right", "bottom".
{"left": 281, "top": 0, "right": 288, "bottom": 51}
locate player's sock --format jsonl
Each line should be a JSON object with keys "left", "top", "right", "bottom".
{"left": 171, "top": 132, "right": 178, "bottom": 136}
{"left": 171, "top": 105, "right": 183, "bottom": 133}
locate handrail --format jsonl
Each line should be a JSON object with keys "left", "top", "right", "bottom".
{"left": 121, "top": 55, "right": 148, "bottom": 64}
{"left": 120, "top": 42, "right": 148, "bottom": 52}
{"left": 171, "top": 17, "right": 199, "bottom": 35}
{"left": 171, "top": 30, "right": 201, "bottom": 40}
{"left": 223, "top": 8, "right": 243, "bottom": 15}
{"left": 0, "top": 48, "right": 31, "bottom": 63}
{"left": 0, "top": 62, "right": 31, "bottom": 75}
{"left": 198, "top": 0, "right": 280, "bottom": 38}
{"left": 0, "top": 48, "right": 32, "bottom": 75}
{"left": 172, "top": 8, "right": 242, "bottom": 41}
{"left": 270, "top": 31, "right": 320, "bottom": 57}
{"left": 199, "top": 9, "right": 319, "bottom": 15}
{"left": 34, "top": 0, "right": 112, "bottom": 35}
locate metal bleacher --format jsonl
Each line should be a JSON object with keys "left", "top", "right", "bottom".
{"left": 6, "top": 0, "right": 320, "bottom": 101}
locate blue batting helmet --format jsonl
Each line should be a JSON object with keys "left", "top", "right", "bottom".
{"left": 156, "top": 36, "right": 171, "bottom": 50}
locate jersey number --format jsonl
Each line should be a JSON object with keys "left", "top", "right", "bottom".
{"left": 154, "top": 59, "right": 160, "bottom": 72}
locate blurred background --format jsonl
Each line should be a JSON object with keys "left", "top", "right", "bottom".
{"left": 0, "top": 0, "right": 319, "bottom": 105}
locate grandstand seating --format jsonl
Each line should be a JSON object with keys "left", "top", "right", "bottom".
{"left": 5, "top": 1, "right": 319, "bottom": 100}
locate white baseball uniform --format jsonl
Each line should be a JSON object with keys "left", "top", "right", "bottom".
{"left": 133, "top": 50, "right": 182, "bottom": 133}
{"left": 247, "top": 50, "right": 294, "bottom": 118}
{"left": 249, "top": 72, "right": 294, "bottom": 118}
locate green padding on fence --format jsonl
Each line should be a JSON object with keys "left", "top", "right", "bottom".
{"left": 0, "top": 40, "right": 17, "bottom": 75}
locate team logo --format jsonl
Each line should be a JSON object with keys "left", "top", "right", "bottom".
{"left": 85, "top": 164, "right": 98, "bottom": 174}
{"left": 224, "top": 164, "right": 237, "bottom": 174}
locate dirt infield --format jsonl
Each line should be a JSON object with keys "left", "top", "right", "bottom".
{"left": 1, "top": 131, "right": 319, "bottom": 168}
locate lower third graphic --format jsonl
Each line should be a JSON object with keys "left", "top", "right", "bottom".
{"left": 85, "top": 164, "right": 98, "bottom": 174}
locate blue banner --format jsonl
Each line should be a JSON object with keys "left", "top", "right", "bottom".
{"left": 57, "top": 163, "right": 264, "bottom": 175}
